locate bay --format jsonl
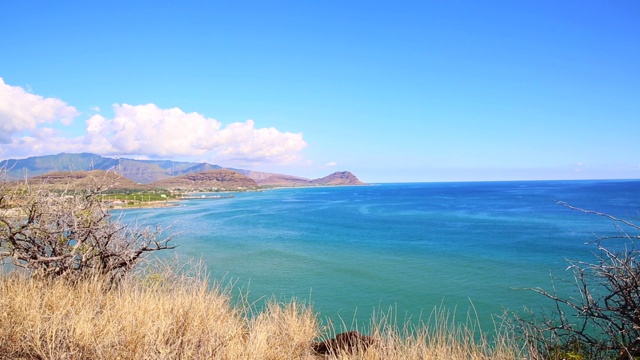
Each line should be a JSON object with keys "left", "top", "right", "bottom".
{"left": 119, "top": 180, "right": 640, "bottom": 332}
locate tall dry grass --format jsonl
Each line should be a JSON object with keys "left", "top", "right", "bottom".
{"left": 0, "top": 265, "right": 527, "bottom": 359}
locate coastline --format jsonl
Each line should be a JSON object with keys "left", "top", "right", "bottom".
{"left": 108, "top": 184, "right": 368, "bottom": 209}
{"left": 107, "top": 200, "right": 182, "bottom": 210}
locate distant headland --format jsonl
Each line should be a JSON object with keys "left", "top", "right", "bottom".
{"left": 0, "top": 153, "right": 366, "bottom": 191}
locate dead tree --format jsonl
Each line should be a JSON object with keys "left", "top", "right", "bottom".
{"left": 514, "top": 202, "right": 640, "bottom": 360}
{"left": 0, "top": 171, "right": 175, "bottom": 284}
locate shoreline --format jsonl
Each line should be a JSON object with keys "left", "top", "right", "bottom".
{"left": 107, "top": 184, "right": 367, "bottom": 209}
{"left": 107, "top": 200, "right": 181, "bottom": 210}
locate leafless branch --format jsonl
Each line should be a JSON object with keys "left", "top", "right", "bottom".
{"left": 0, "top": 169, "right": 175, "bottom": 284}
{"left": 512, "top": 203, "right": 640, "bottom": 359}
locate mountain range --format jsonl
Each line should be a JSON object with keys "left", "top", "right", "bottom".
{"left": 0, "top": 153, "right": 365, "bottom": 188}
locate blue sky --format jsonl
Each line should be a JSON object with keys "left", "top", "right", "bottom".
{"left": 1, "top": 1, "right": 639, "bottom": 182}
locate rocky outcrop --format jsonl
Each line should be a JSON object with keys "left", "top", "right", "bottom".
{"left": 312, "top": 331, "right": 375, "bottom": 355}
{"left": 257, "top": 171, "right": 366, "bottom": 187}
{"left": 310, "top": 171, "right": 365, "bottom": 186}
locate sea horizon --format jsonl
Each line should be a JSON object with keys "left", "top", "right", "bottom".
{"left": 364, "top": 177, "right": 640, "bottom": 185}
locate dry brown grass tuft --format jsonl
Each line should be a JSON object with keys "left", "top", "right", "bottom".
{"left": 317, "top": 307, "right": 525, "bottom": 360}
{"left": 0, "top": 271, "right": 246, "bottom": 359}
{"left": 0, "top": 266, "right": 526, "bottom": 360}
{"left": 240, "top": 300, "right": 318, "bottom": 360}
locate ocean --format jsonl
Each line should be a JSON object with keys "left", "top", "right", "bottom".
{"left": 120, "top": 180, "right": 640, "bottom": 332}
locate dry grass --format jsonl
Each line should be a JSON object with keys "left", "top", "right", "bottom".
{"left": 0, "top": 265, "right": 527, "bottom": 360}
{"left": 359, "top": 308, "right": 526, "bottom": 360}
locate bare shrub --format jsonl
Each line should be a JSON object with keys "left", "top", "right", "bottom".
{"left": 0, "top": 170, "right": 174, "bottom": 283}
{"left": 513, "top": 202, "right": 640, "bottom": 360}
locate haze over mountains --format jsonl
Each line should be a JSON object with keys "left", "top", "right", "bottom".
{"left": 0, "top": 153, "right": 365, "bottom": 188}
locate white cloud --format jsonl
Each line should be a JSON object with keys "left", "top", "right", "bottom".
{"left": 81, "top": 103, "right": 306, "bottom": 164}
{"left": 9, "top": 132, "right": 84, "bottom": 158}
{"left": 83, "top": 103, "right": 222, "bottom": 157}
{"left": 210, "top": 120, "right": 307, "bottom": 164}
{"left": 0, "top": 79, "right": 307, "bottom": 165}
{"left": 326, "top": 161, "right": 337, "bottom": 167}
{"left": 0, "top": 78, "right": 79, "bottom": 143}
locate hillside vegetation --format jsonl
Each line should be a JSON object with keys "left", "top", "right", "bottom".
{"left": 28, "top": 170, "right": 149, "bottom": 191}
{"left": 150, "top": 169, "right": 260, "bottom": 191}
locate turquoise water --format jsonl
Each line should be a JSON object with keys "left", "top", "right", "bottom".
{"left": 120, "top": 180, "right": 640, "bottom": 331}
